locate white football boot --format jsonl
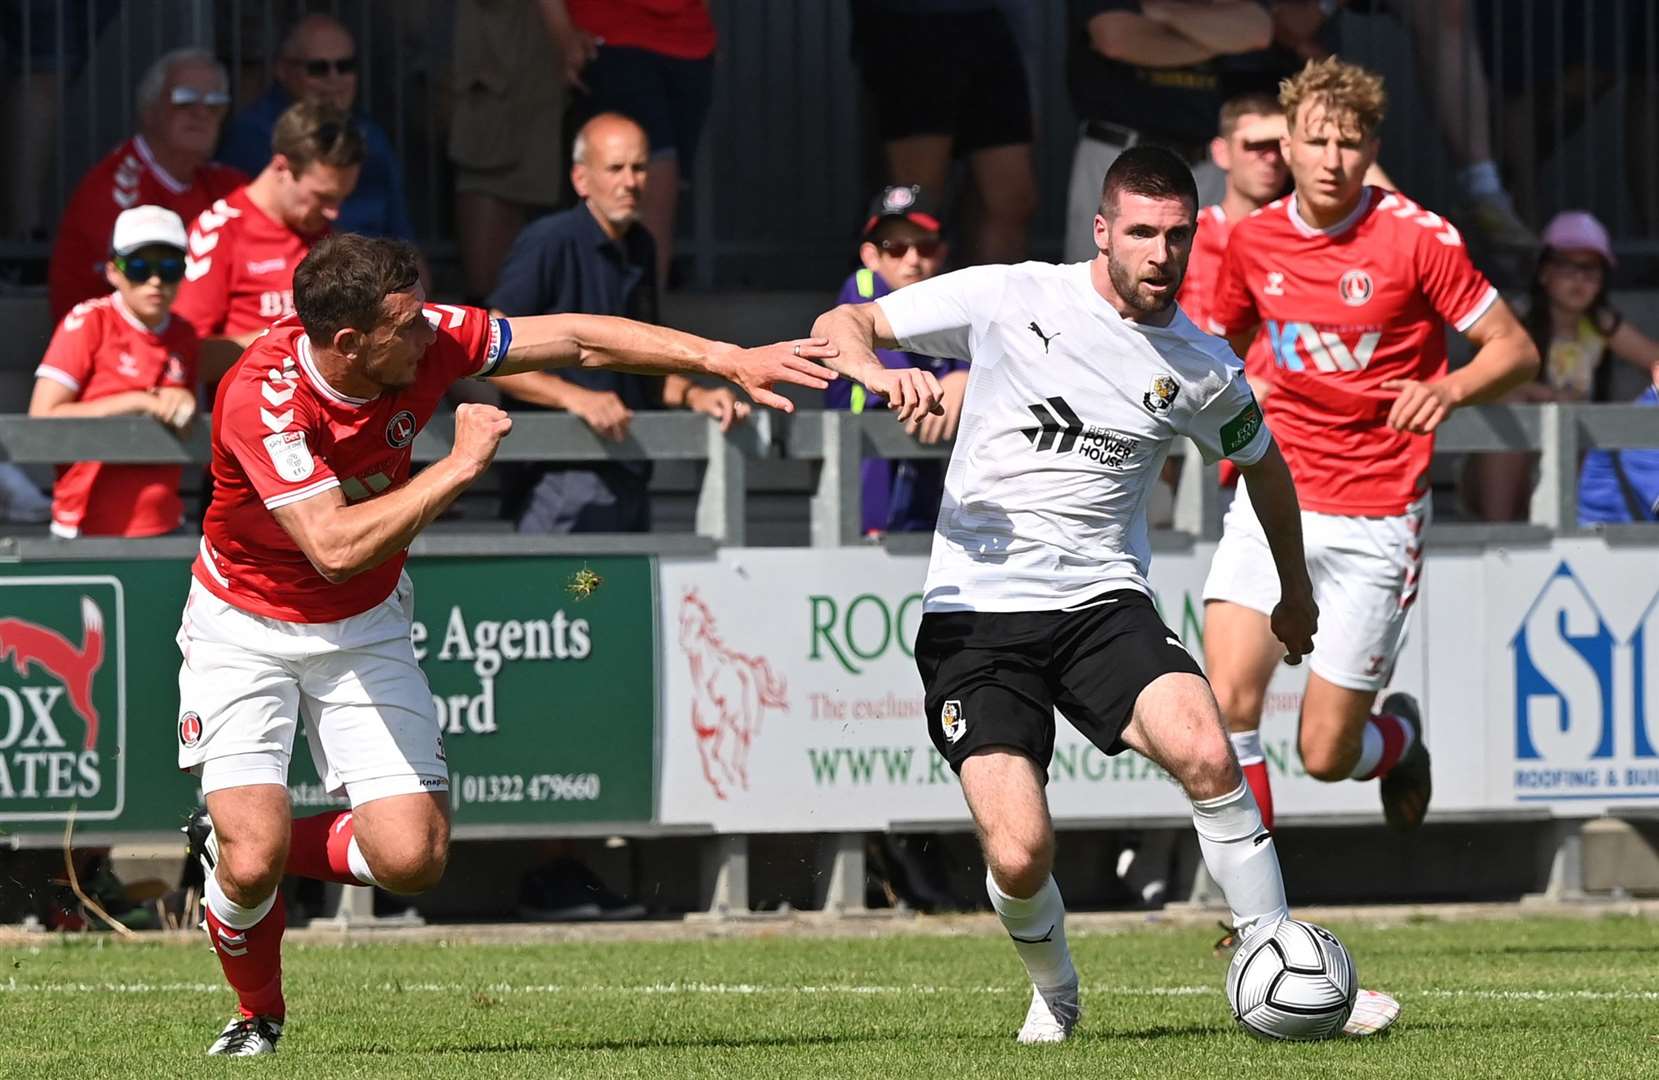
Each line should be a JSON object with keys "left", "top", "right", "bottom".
{"left": 1016, "top": 982, "right": 1081, "bottom": 1044}
{"left": 1342, "top": 989, "right": 1402, "bottom": 1037}
{"left": 207, "top": 1014, "right": 284, "bottom": 1056}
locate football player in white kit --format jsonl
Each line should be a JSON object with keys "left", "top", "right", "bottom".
{"left": 813, "top": 146, "right": 1398, "bottom": 1042}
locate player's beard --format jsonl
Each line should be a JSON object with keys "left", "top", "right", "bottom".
{"left": 1106, "top": 247, "right": 1181, "bottom": 315}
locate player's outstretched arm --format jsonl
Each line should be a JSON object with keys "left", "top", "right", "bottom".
{"left": 811, "top": 302, "right": 944, "bottom": 423}
{"left": 1381, "top": 299, "right": 1540, "bottom": 435}
{"left": 493, "top": 313, "right": 838, "bottom": 412}
{"left": 1238, "top": 441, "right": 1318, "bottom": 664}
{"left": 271, "top": 403, "right": 511, "bottom": 583}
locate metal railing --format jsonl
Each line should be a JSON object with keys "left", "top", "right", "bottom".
{"left": 1, "top": 405, "right": 1655, "bottom": 547}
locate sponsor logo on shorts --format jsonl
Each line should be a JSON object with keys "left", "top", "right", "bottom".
{"left": 1143, "top": 374, "right": 1179, "bottom": 416}
{"left": 179, "top": 711, "right": 203, "bottom": 747}
{"left": 386, "top": 409, "right": 418, "bottom": 449}
{"left": 941, "top": 699, "right": 966, "bottom": 744}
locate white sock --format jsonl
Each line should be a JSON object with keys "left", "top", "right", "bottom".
{"left": 205, "top": 871, "right": 277, "bottom": 930}
{"left": 986, "top": 871, "right": 1077, "bottom": 991}
{"left": 1349, "top": 713, "right": 1415, "bottom": 780}
{"left": 1230, "top": 729, "right": 1263, "bottom": 767}
{"left": 1458, "top": 160, "right": 1506, "bottom": 200}
{"left": 1190, "top": 782, "right": 1289, "bottom": 938}
{"left": 346, "top": 836, "right": 382, "bottom": 887}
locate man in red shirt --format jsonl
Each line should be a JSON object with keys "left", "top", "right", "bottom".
{"left": 1201, "top": 58, "right": 1538, "bottom": 836}
{"left": 176, "top": 233, "right": 846, "bottom": 1056}
{"left": 174, "top": 101, "right": 363, "bottom": 379}
{"left": 48, "top": 48, "right": 246, "bottom": 321}
{"left": 30, "top": 206, "right": 199, "bottom": 537}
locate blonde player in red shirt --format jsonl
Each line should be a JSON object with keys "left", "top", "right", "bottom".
{"left": 174, "top": 100, "right": 363, "bottom": 380}
{"left": 48, "top": 49, "right": 246, "bottom": 321}
{"left": 30, "top": 206, "right": 200, "bottom": 538}
{"left": 176, "top": 233, "right": 853, "bottom": 1056}
{"left": 1202, "top": 58, "right": 1538, "bottom": 840}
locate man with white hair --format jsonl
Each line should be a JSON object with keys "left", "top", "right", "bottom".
{"left": 218, "top": 13, "right": 414, "bottom": 242}
{"left": 49, "top": 48, "right": 247, "bottom": 320}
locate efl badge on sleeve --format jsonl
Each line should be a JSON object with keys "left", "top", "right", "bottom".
{"left": 263, "top": 430, "right": 316, "bottom": 482}
{"left": 941, "top": 699, "right": 966, "bottom": 744}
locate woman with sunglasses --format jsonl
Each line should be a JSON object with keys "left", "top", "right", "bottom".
{"left": 1463, "top": 211, "right": 1659, "bottom": 521}
{"left": 29, "top": 206, "right": 201, "bottom": 539}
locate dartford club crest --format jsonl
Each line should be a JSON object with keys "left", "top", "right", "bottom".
{"left": 1143, "top": 374, "right": 1179, "bottom": 416}
{"left": 1339, "top": 269, "right": 1374, "bottom": 306}
{"left": 941, "top": 699, "right": 966, "bottom": 743}
{"left": 386, "top": 409, "right": 418, "bottom": 449}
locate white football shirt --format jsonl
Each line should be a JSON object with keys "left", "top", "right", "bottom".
{"left": 876, "top": 261, "right": 1272, "bottom": 613}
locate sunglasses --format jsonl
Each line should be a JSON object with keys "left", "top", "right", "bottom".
{"left": 878, "top": 238, "right": 942, "bottom": 259}
{"left": 114, "top": 254, "right": 187, "bottom": 285}
{"left": 169, "top": 86, "right": 232, "bottom": 108}
{"left": 295, "top": 55, "right": 358, "bottom": 77}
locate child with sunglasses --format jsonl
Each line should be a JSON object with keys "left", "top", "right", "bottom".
{"left": 825, "top": 185, "right": 968, "bottom": 537}
{"left": 29, "top": 206, "right": 200, "bottom": 539}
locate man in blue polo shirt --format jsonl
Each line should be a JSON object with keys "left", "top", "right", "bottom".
{"left": 826, "top": 185, "right": 969, "bottom": 536}
{"left": 487, "top": 111, "right": 747, "bottom": 532}
{"left": 218, "top": 13, "right": 414, "bottom": 241}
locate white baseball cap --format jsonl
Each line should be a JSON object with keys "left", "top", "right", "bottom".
{"left": 111, "top": 205, "right": 188, "bottom": 256}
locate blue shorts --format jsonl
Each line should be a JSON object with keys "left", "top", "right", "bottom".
{"left": 577, "top": 46, "right": 715, "bottom": 165}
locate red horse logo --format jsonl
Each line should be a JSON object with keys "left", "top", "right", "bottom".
{"left": 679, "top": 589, "right": 787, "bottom": 799}
{"left": 0, "top": 596, "right": 105, "bottom": 750}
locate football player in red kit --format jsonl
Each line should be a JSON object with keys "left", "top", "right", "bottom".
{"left": 175, "top": 232, "right": 890, "bottom": 1056}
{"left": 1202, "top": 58, "right": 1537, "bottom": 836}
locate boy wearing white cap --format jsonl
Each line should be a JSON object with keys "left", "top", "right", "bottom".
{"left": 28, "top": 205, "right": 202, "bottom": 538}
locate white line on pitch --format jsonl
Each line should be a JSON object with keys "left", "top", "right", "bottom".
{"left": 1, "top": 979, "right": 1657, "bottom": 1002}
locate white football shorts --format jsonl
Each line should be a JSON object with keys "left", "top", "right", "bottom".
{"left": 1201, "top": 483, "right": 1428, "bottom": 692}
{"left": 175, "top": 573, "right": 447, "bottom": 806}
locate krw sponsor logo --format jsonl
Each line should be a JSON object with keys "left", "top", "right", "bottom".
{"left": 0, "top": 579, "right": 126, "bottom": 819}
{"left": 1510, "top": 563, "right": 1659, "bottom": 800}
{"left": 1264, "top": 320, "right": 1382, "bottom": 373}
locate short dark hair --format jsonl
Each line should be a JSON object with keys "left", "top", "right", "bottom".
{"left": 1218, "top": 93, "right": 1283, "bottom": 139}
{"left": 271, "top": 100, "right": 364, "bottom": 174}
{"left": 294, "top": 233, "right": 421, "bottom": 343}
{"left": 1098, "top": 146, "right": 1198, "bottom": 221}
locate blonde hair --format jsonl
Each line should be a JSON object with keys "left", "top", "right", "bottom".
{"left": 1279, "top": 57, "right": 1387, "bottom": 139}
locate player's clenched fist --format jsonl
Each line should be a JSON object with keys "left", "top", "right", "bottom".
{"left": 450, "top": 402, "right": 513, "bottom": 477}
{"left": 1271, "top": 585, "right": 1319, "bottom": 666}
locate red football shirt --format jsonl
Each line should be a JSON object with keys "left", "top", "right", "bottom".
{"left": 1207, "top": 187, "right": 1497, "bottom": 516}
{"left": 48, "top": 136, "right": 246, "bottom": 321}
{"left": 1177, "top": 204, "right": 1234, "bottom": 333}
{"left": 194, "top": 305, "right": 511, "bottom": 623}
{"left": 35, "top": 294, "right": 200, "bottom": 537}
{"left": 568, "top": 0, "right": 717, "bottom": 59}
{"left": 173, "top": 186, "right": 321, "bottom": 341}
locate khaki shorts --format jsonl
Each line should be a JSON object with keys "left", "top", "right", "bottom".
{"left": 449, "top": 0, "right": 566, "bottom": 206}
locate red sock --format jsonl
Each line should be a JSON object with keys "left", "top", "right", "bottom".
{"left": 1241, "top": 758, "right": 1275, "bottom": 832}
{"left": 285, "top": 809, "right": 361, "bottom": 885}
{"left": 1360, "top": 713, "right": 1411, "bottom": 781}
{"left": 205, "top": 895, "right": 287, "bottom": 1020}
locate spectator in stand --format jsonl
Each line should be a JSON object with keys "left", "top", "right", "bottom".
{"left": 174, "top": 102, "right": 363, "bottom": 380}
{"left": 450, "top": 0, "right": 574, "bottom": 304}
{"left": 1269, "top": 0, "right": 1533, "bottom": 251}
{"left": 1579, "top": 372, "right": 1659, "bottom": 526}
{"left": 1063, "top": 0, "right": 1273, "bottom": 263}
{"left": 566, "top": 0, "right": 718, "bottom": 288}
{"left": 217, "top": 14, "right": 413, "bottom": 244}
{"left": 826, "top": 185, "right": 967, "bottom": 537}
{"left": 850, "top": 0, "right": 1038, "bottom": 266}
{"left": 29, "top": 206, "right": 199, "bottom": 539}
{"left": 488, "top": 113, "right": 748, "bottom": 533}
{"left": 1464, "top": 211, "right": 1659, "bottom": 521}
{"left": 48, "top": 48, "right": 246, "bottom": 321}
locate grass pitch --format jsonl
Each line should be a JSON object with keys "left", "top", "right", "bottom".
{"left": 2, "top": 914, "right": 1655, "bottom": 1079}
